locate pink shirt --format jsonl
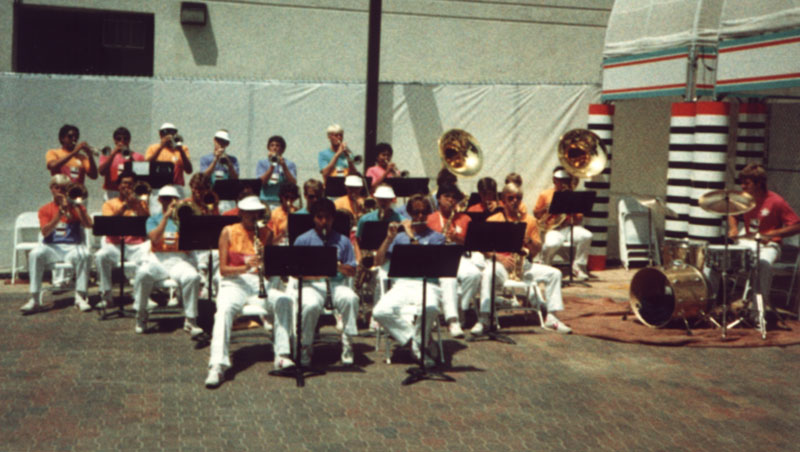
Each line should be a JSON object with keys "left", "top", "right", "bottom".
{"left": 99, "top": 151, "right": 145, "bottom": 191}
{"left": 742, "top": 191, "right": 800, "bottom": 243}
{"left": 366, "top": 165, "right": 392, "bottom": 188}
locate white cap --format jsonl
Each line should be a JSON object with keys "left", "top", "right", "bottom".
{"left": 214, "top": 129, "right": 230, "bottom": 143}
{"left": 344, "top": 175, "right": 363, "bottom": 187}
{"left": 238, "top": 195, "right": 264, "bottom": 211}
{"left": 373, "top": 184, "right": 396, "bottom": 199}
{"left": 157, "top": 185, "right": 180, "bottom": 198}
{"left": 326, "top": 124, "right": 343, "bottom": 134}
{"left": 553, "top": 169, "right": 571, "bottom": 179}
{"left": 160, "top": 122, "right": 177, "bottom": 132}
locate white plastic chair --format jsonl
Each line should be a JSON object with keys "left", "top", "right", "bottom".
{"left": 11, "top": 212, "right": 40, "bottom": 284}
{"left": 501, "top": 279, "right": 546, "bottom": 326}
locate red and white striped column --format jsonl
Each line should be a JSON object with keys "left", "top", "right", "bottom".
{"left": 665, "top": 102, "right": 696, "bottom": 240}
{"left": 689, "top": 101, "right": 730, "bottom": 245}
{"left": 735, "top": 102, "right": 767, "bottom": 177}
{"left": 585, "top": 103, "right": 614, "bottom": 271}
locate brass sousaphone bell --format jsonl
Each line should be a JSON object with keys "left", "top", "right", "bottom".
{"left": 558, "top": 129, "right": 608, "bottom": 179}
{"left": 439, "top": 129, "right": 483, "bottom": 177}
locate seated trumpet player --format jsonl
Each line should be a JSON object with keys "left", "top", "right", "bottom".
{"left": 46, "top": 124, "right": 98, "bottom": 184}
{"left": 292, "top": 198, "right": 360, "bottom": 366}
{"left": 426, "top": 183, "right": 481, "bottom": 338}
{"left": 95, "top": 172, "right": 151, "bottom": 309}
{"left": 372, "top": 195, "right": 445, "bottom": 366}
{"left": 318, "top": 124, "right": 358, "bottom": 181}
{"left": 21, "top": 175, "right": 93, "bottom": 314}
{"left": 269, "top": 182, "right": 300, "bottom": 245}
{"left": 365, "top": 143, "right": 403, "bottom": 190}
{"left": 533, "top": 166, "right": 593, "bottom": 281}
{"left": 98, "top": 127, "right": 145, "bottom": 200}
{"left": 133, "top": 185, "right": 203, "bottom": 337}
{"left": 205, "top": 196, "right": 295, "bottom": 388}
{"left": 475, "top": 183, "right": 571, "bottom": 334}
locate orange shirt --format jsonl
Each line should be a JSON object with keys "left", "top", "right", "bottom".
{"left": 426, "top": 211, "right": 471, "bottom": 243}
{"left": 487, "top": 210, "right": 541, "bottom": 258}
{"left": 224, "top": 222, "right": 270, "bottom": 267}
{"left": 145, "top": 143, "right": 191, "bottom": 186}
{"left": 269, "top": 205, "right": 297, "bottom": 243}
{"left": 534, "top": 187, "right": 582, "bottom": 229}
{"left": 334, "top": 195, "right": 361, "bottom": 216}
{"left": 46, "top": 148, "right": 91, "bottom": 184}
{"left": 101, "top": 197, "right": 149, "bottom": 245}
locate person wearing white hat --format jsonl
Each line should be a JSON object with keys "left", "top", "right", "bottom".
{"left": 334, "top": 174, "right": 367, "bottom": 219}
{"left": 200, "top": 129, "right": 239, "bottom": 187}
{"left": 533, "top": 166, "right": 593, "bottom": 281}
{"left": 205, "top": 196, "right": 295, "bottom": 388}
{"left": 145, "top": 123, "right": 192, "bottom": 189}
{"left": 318, "top": 124, "right": 357, "bottom": 181}
{"left": 132, "top": 185, "right": 203, "bottom": 338}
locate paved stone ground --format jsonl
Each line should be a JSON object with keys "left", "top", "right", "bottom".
{"left": 1, "top": 268, "right": 799, "bottom": 451}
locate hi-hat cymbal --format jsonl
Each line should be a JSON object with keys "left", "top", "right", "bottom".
{"left": 698, "top": 189, "right": 756, "bottom": 215}
{"left": 633, "top": 195, "right": 679, "bottom": 219}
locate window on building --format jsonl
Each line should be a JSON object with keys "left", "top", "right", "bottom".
{"left": 15, "top": 5, "right": 154, "bottom": 76}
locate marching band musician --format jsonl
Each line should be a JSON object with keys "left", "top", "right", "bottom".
{"left": 133, "top": 185, "right": 203, "bottom": 338}
{"left": 94, "top": 171, "right": 150, "bottom": 310}
{"left": 426, "top": 183, "right": 481, "bottom": 338}
{"left": 318, "top": 124, "right": 357, "bottom": 182}
{"left": 355, "top": 184, "right": 403, "bottom": 237}
{"left": 466, "top": 177, "right": 502, "bottom": 215}
{"left": 205, "top": 196, "right": 295, "bottom": 388}
{"left": 46, "top": 124, "right": 98, "bottom": 185}
{"left": 292, "top": 198, "right": 360, "bottom": 366}
{"left": 474, "top": 183, "right": 572, "bottom": 335}
{"left": 145, "top": 123, "right": 192, "bottom": 195}
{"left": 98, "top": 127, "right": 145, "bottom": 200}
{"left": 372, "top": 194, "right": 445, "bottom": 367}
{"left": 295, "top": 179, "right": 324, "bottom": 214}
{"left": 269, "top": 182, "right": 300, "bottom": 245}
{"left": 199, "top": 129, "right": 238, "bottom": 213}
{"left": 184, "top": 173, "right": 220, "bottom": 299}
{"left": 505, "top": 173, "right": 528, "bottom": 217}
{"left": 21, "top": 175, "right": 93, "bottom": 314}
{"left": 365, "top": 143, "right": 398, "bottom": 190}
{"left": 256, "top": 135, "right": 297, "bottom": 209}
{"left": 334, "top": 174, "right": 367, "bottom": 217}
{"left": 533, "top": 166, "right": 593, "bottom": 281}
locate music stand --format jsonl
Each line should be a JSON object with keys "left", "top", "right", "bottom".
{"left": 288, "top": 213, "right": 351, "bottom": 246}
{"left": 548, "top": 191, "right": 596, "bottom": 286}
{"left": 179, "top": 216, "right": 239, "bottom": 303}
{"left": 212, "top": 179, "right": 262, "bottom": 201}
{"left": 466, "top": 211, "right": 492, "bottom": 223}
{"left": 464, "top": 222, "right": 526, "bottom": 345}
{"left": 324, "top": 176, "right": 373, "bottom": 198}
{"left": 126, "top": 161, "right": 174, "bottom": 189}
{"left": 264, "top": 245, "right": 337, "bottom": 387}
{"left": 359, "top": 221, "right": 390, "bottom": 251}
{"left": 388, "top": 244, "right": 462, "bottom": 386}
{"left": 386, "top": 177, "right": 430, "bottom": 198}
{"left": 92, "top": 216, "right": 148, "bottom": 319}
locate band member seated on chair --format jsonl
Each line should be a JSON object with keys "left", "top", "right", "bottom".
{"left": 426, "top": 183, "right": 481, "bottom": 338}
{"left": 21, "top": 175, "right": 93, "bottom": 314}
{"left": 205, "top": 196, "right": 295, "bottom": 388}
{"left": 98, "top": 127, "right": 145, "bottom": 200}
{"left": 354, "top": 183, "right": 402, "bottom": 261}
{"left": 318, "top": 124, "right": 357, "bottom": 182}
{"left": 292, "top": 198, "right": 360, "bottom": 366}
{"left": 270, "top": 182, "right": 300, "bottom": 245}
{"left": 467, "top": 177, "right": 501, "bottom": 214}
{"left": 46, "top": 124, "right": 98, "bottom": 185}
{"left": 707, "top": 163, "right": 800, "bottom": 313}
{"left": 365, "top": 143, "right": 399, "bottom": 190}
{"left": 372, "top": 194, "right": 445, "bottom": 366}
{"left": 534, "top": 166, "right": 593, "bottom": 281}
{"left": 505, "top": 173, "right": 528, "bottom": 216}
{"left": 257, "top": 135, "right": 297, "bottom": 210}
{"left": 296, "top": 179, "right": 324, "bottom": 214}
{"left": 475, "top": 183, "right": 572, "bottom": 334}
{"left": 334, "top": 175, "right": 367, "bottom": 218}
{"left": 95, "top": 171, "right": 150, "bottom": 309}
{"left": 133, "top": 185, "right": 203, "bottom": 338}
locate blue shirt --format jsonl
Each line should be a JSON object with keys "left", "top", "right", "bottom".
{"left": 317, "top": 148, "right": 349, "bottom": 175}
{"left": 387, "top": 228, "right": 446, "bottom": 283}
{"left": 256, "top": 157, "right": 297, "bottom": 203}
{"left": 199, "top": 153, "right": 240, "bottom": 185}
{"left": 145, "top": 212, "right": 178, "bottom": 235}
{"left": 293, "top": 228, "right": 356, "bottom": 281}
{"left": 355, "top": 208, "right": 403, "bottom": 239}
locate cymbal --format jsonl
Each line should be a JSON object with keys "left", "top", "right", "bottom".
{"left": 633, "top": 195, "right": 678, "bottom": 219}
{"left": 698, "top": 189, "right": 755, "bottom": 215}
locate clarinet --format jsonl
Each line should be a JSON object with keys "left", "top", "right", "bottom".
{"left": 254, "top": 220, "right": 267, "bottom": 298}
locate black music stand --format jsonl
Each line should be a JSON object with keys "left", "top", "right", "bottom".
{"left": 324, "top": 176, "right": 373, "bottom": 198}
{"left": 265, "top": 245, "right": 337, "bottom": 387}
{"left": 386, "top": 177, "right": 429, "bottom": 198}
{"left": 464, "top": 222, "right": 526, "bottom": 345}
{"left": 212, "top": 178, "right": 262, "bottom": 201}
{"left": 388, "top": 244, "right": 462, "bottom": 386}
{"left": 548, "top": 191, "right": 596, "bottom": 287}
{"left": 126, "top": 161, "right": 174, "bottom": 188}
{"left": 288, "top": 213, "right": 351, "bottom": 246}
{"left": 92, "top": 216, "right": 148, "bottom": 320}
{"left": 466, "top": 211, "right": 493, "bottom": 223}
{"left": 179, "top": 216, "right": 239, "bottom": 303}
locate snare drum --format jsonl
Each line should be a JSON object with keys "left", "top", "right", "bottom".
{"left": 661, "top": 239, "right": 707, "bottom": 269}
{"left": 630, "top": 265, "right": 710, "bottom": 328}
{"left": 705, "top": 244, "right": 754, "bottom": 273}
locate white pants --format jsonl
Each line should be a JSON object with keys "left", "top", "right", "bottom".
{"left": 439, "top": 255, "right": 481, "bottom": 320}
{"left": 28, "top": 243, "right": 89, "bottom": 296}
{"left": 542, "top": 225, "right": 592, "bottom": 271}
{"left": 290, "top": 279, "right": 359, "bottom": 347}
{"left": 704, "top": 240, "right": 780, "bottom": 307}
{"left": 209, "top": 274, "right": 293, "bottom": 369}
{"left": 95, "top": 241, "right": 151, "bottom": 294}
{"left": 134, "top": 252, "right": 200, "bottom": 320}
{"left": 373, "top": 279, "right": 441, "bottom": 347}
{"left": 196, "top": 250, "right": 221, "bottom": 294}
{"left": 479, "top": 259, "right": 564, "bottom": 314}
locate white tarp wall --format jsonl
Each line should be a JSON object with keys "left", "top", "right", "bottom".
{"left": 0, "top": 73, "right": 596, "bottom": 271}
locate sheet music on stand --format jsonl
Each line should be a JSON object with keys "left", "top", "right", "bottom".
{"left": 126, "top": 161, "right": 174, "bottom": 188}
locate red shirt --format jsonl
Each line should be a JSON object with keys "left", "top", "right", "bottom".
{"left": 742, "top": 190, "right": 800, "bottom": 243}
{"left": 99, "top": 151, "right": 145, "bottom": 191}
{"left": 101, "top": 198, "right": 149, "bottom": 245}
{"left": 426, "top": 211, "right": 471, "bottom": 243}
{"left": 38, "top": 202, "right": 86, "bottom": 244}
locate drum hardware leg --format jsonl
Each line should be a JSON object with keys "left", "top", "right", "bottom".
{"left": 683, "top": 318, "right": 692, "bottom": 336}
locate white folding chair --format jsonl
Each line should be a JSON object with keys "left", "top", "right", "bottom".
{"left": 501, "top": 278, "right": 546, "bottom": 326}
{"left": 11, "top": 212, "right": 40, "bottom": 284}
{"left": 618, "top": 196, "right": 658, "bottom": 270}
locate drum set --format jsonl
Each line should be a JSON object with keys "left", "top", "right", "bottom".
{"left": 628, "top": 189, "right": 764, "bottom": 337}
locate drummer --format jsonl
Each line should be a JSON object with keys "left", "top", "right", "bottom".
{"left": 707, "top": 163, "right": 800, "bottom": 312}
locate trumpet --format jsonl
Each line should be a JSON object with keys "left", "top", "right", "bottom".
{"left": 121, "top": 147, "right": 132, "bottom": 159}
{"left": 202, "top": 191, "right": 219, "bottom": 212}
{"left": 132, "top": 180, "right": 151, "bottom": 202}
{"left": 66, "top": 183, "right": 88, "bottom": 205}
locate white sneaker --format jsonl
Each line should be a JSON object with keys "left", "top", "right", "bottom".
{"left": 135, "top": 319, "right": 147, "bottom": 334}
{"left": 205, "top": 365, "right": 223, "bottom": 388}
{"left": 95, "top": 300, "right": 108, "bottom": 309}
{"left": 183, "top": 319, "right": 204, "bottom": 338}
{"left": 572, "top": 268, "right": 589, "bottom": 281}
{"left": 261, "top": 317, "right": 273, "bottom": 333}
{"left": 334, "top": 313, "right": 344, "bottom": 333}
{"left": 20, "top": 297, "right": 40, "bottom": 314}
{"left": 132, "top": 299, "right": 158, "bottom": 312}
{"left": 449, "top": 322, "right": 465, "bottom": 338}
{"left": 75, "top": 293, "right": 91, "bottom": 312}
{"left": 273, "top": 355, "right": 295, "bottom": 371}
{"left": 470, "top": 321, "right": 486, "bottom": 336}
{"left": 341, "top": 334, "right": 354, "bottom": 365}
{"left": 543, "top": 313, "right": 572, "bottom": 334}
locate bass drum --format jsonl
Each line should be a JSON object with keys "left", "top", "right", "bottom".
{"left": 629, "top": 265, "right": 710, "bottom": 328}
